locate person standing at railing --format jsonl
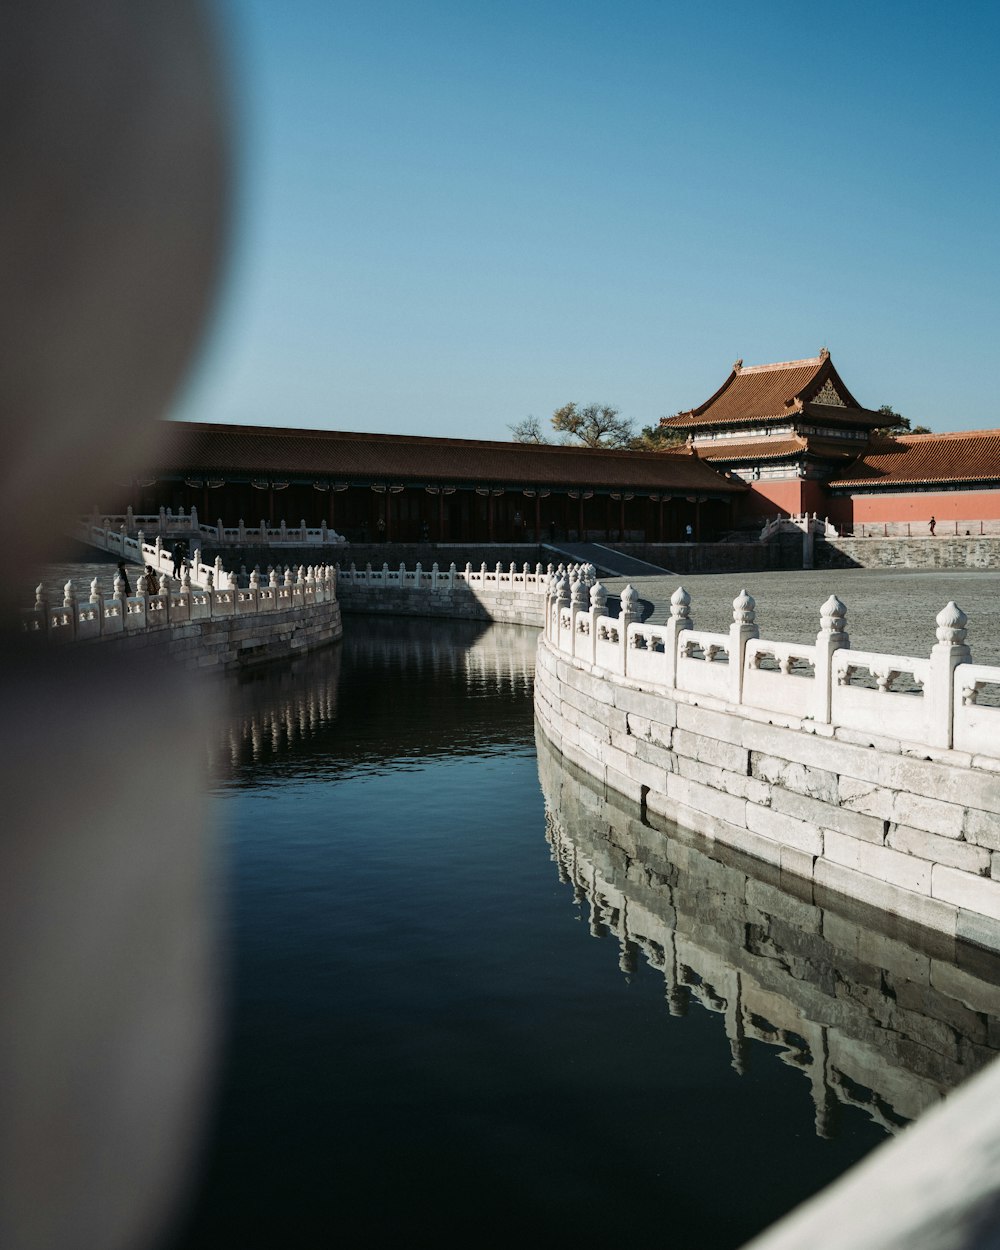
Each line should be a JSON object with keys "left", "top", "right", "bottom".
{"left": 171, "top": 540, "right": 185, "bottom": 578}
{"left": 116, "top": 561, "right": 131, "bottom": 596}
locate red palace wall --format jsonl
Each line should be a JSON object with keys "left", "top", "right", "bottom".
{"left": 742, "top": 479, "right": 805, "bottom": 519}
{"left": 842, "top": 489, "right": 1000, "bottom": 527}
{"left": 742, "top": 478, "right": 830, "bottom": 520}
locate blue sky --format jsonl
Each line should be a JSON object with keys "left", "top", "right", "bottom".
{"left": 175, "top": 0, "right": 1000, "bottom": 438}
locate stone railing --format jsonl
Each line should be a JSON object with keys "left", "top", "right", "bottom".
{"left": 759, "top": 512, "right": 839, "bottom": 541}
{"left": 759, "top": 513, "right": 839, "bottom": 569}
{"left": 81, "top": 508, "right": 347, "bottom": 547}
{"left": 73, "top": 519, "right": 240, "bottom": 590}
{"left": 335, "top": 559, "right": 589, "bottom": 626}
{"left": 24, "top": 564, "right": 339, "bottom": 646}
{"left": 337, "top": 558, "right": 557, "bottom": 593}
{"left": 536, "top": 571, "right": 1000, "bottom": 953}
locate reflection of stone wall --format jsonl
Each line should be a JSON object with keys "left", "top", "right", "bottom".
{"left": 210, "top": 620, "right": 540, "bottom": 776}
{"left": 537, "top": 730, "right": 1000, "bottom": 1138}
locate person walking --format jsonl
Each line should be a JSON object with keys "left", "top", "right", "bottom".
{"left": 929, "top": 516, "right": 936, "bottom": 536}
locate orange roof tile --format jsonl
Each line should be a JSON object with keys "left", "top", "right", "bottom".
{"left": 662, "top": 352, "right": 887, "bottom": 431}
{"left": 831, "top": 430, "right": 1000, "bottom": 488}
{"left": 695, "top": 437, "right": 807, "bottom": 462}
{"left": 152, "top": 421, "right": 745, "bottom": 495}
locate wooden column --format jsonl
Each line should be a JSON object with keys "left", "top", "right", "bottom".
{"left": 578, "top": 495, "right": 585, "bottom": 540}
{"left": 488, "top": 492, "right": 495, "bottom": 542}
{"left": 438, "top": 492, "right": 445, "bottom": 540}
{"left": 534, "top": 494, "right": 541, "bottom": 543}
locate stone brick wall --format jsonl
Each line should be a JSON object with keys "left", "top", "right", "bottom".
{"left": 817, "top": 537, "right": 1000, "bottom": 570}
{"left": 534, "top": 635, "right": 1000, "bottom": 954}
{"left": 608, "top": 540, "right": 799, "bottom": 573}
{"left": 72, "top": 599, "right": 343, "bottom": 671}
{"left": 337, "top": 582, "right": 545, "bottom": 626}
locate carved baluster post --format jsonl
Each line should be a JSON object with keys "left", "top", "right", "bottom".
{"left": 570, "top": 576, "right": 587, "bottom": 659}
{"left": 664, "top": 587, "right": 693, "bottom": 689}
{"left": 88, "top": 577, "right": 104, "bottom": 633}
{"left": 619, "top": 584, "right": 639, "bottom": 677}
{"left": 449, "top": 562, "right": 457, "bottom": 589}
{"left": 35, "top": 583, "right": 48, "bottom": 633}
{"left": 815, "top": 595, "right": 848, "bottom": 725}
{"left": 214, "top": 555, "right": 224, "bottom": 589}
{"left": 588, "top": 581, "right": 607, "bottom": 666}
{"left": 431, "top": 561, "right": 439, "bottom": 590}
{"left": 729, "top": 589, "right": 759, "bottom": 705}
{"left": 927, "top": 602, "right": 971, "bottom": 749}
{"left": 555, "top": 575, "right": 571, "bottom": 651}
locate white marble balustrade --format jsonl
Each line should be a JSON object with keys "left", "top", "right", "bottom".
{"left": 23, "top": 564, "right": 339, "bottom": 644}
{"left": 543, "top": 575, "right": 1000, "bottom": 761}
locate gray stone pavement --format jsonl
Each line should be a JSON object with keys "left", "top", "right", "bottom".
{"left": 602, "top": 568, "right": 1000, "bottom": 667}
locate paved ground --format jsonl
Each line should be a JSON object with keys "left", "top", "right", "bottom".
{"left": 602, "top": 567, "right": 1000, "bottom": 667}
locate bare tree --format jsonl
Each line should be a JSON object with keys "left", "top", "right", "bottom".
{"left": 508, "top": 415, "right": 549, "bottom": 443}
{"left": 551, "top": 402, "right": 634, "bottom": 449}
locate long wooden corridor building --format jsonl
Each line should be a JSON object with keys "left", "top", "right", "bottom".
{"left": 131, "top": 421, "right": 746, "bottom": 543}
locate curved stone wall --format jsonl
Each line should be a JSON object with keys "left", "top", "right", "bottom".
{"left": 534, "top": 580, "right": 1000, "bottom": 955}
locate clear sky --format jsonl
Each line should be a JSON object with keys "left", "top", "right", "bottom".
{"left": 174, "top": 0, "right": 1000, "bottom": 438}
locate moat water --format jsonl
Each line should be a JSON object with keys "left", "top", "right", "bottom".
{"left": 168, "top": 616, "right": 1000, "bottom": 1249}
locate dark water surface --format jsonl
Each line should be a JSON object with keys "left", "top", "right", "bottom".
{"left": 168, "top": 618, "right": 1000, "bottom": 1248}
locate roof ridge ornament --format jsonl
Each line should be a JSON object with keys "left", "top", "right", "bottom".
{"left": 819, "top": 346, "right": 830, "bottom": 360}
{"left": 733, "top": 358, "right": 743, "bottom": 372}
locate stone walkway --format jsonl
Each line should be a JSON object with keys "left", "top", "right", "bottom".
{"left": 602, "top": 567, "right": 1000, "bottom": 667}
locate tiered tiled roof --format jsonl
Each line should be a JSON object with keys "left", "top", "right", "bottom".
{"left": 662, "top": 351, "right": 889, "bottom": 432}
{"left": 694, "top": 437, "right": 807, "bottom": 463}
{"left": 152, "top": 421, "right": 744, "bottom": 495}
{"left": 830, "top": 431, "right": 1000, "bottom": 489}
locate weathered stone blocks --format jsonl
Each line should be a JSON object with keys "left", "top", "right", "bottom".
{"left": 537, "top": 632, "right": 1000, "bottom": 952}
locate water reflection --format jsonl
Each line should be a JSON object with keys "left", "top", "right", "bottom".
{"left": 537, "top": 727, "right": 1000, "bottom": 1139}
{"left": 209, "top": 618, "right": 540, "bottom": 779}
